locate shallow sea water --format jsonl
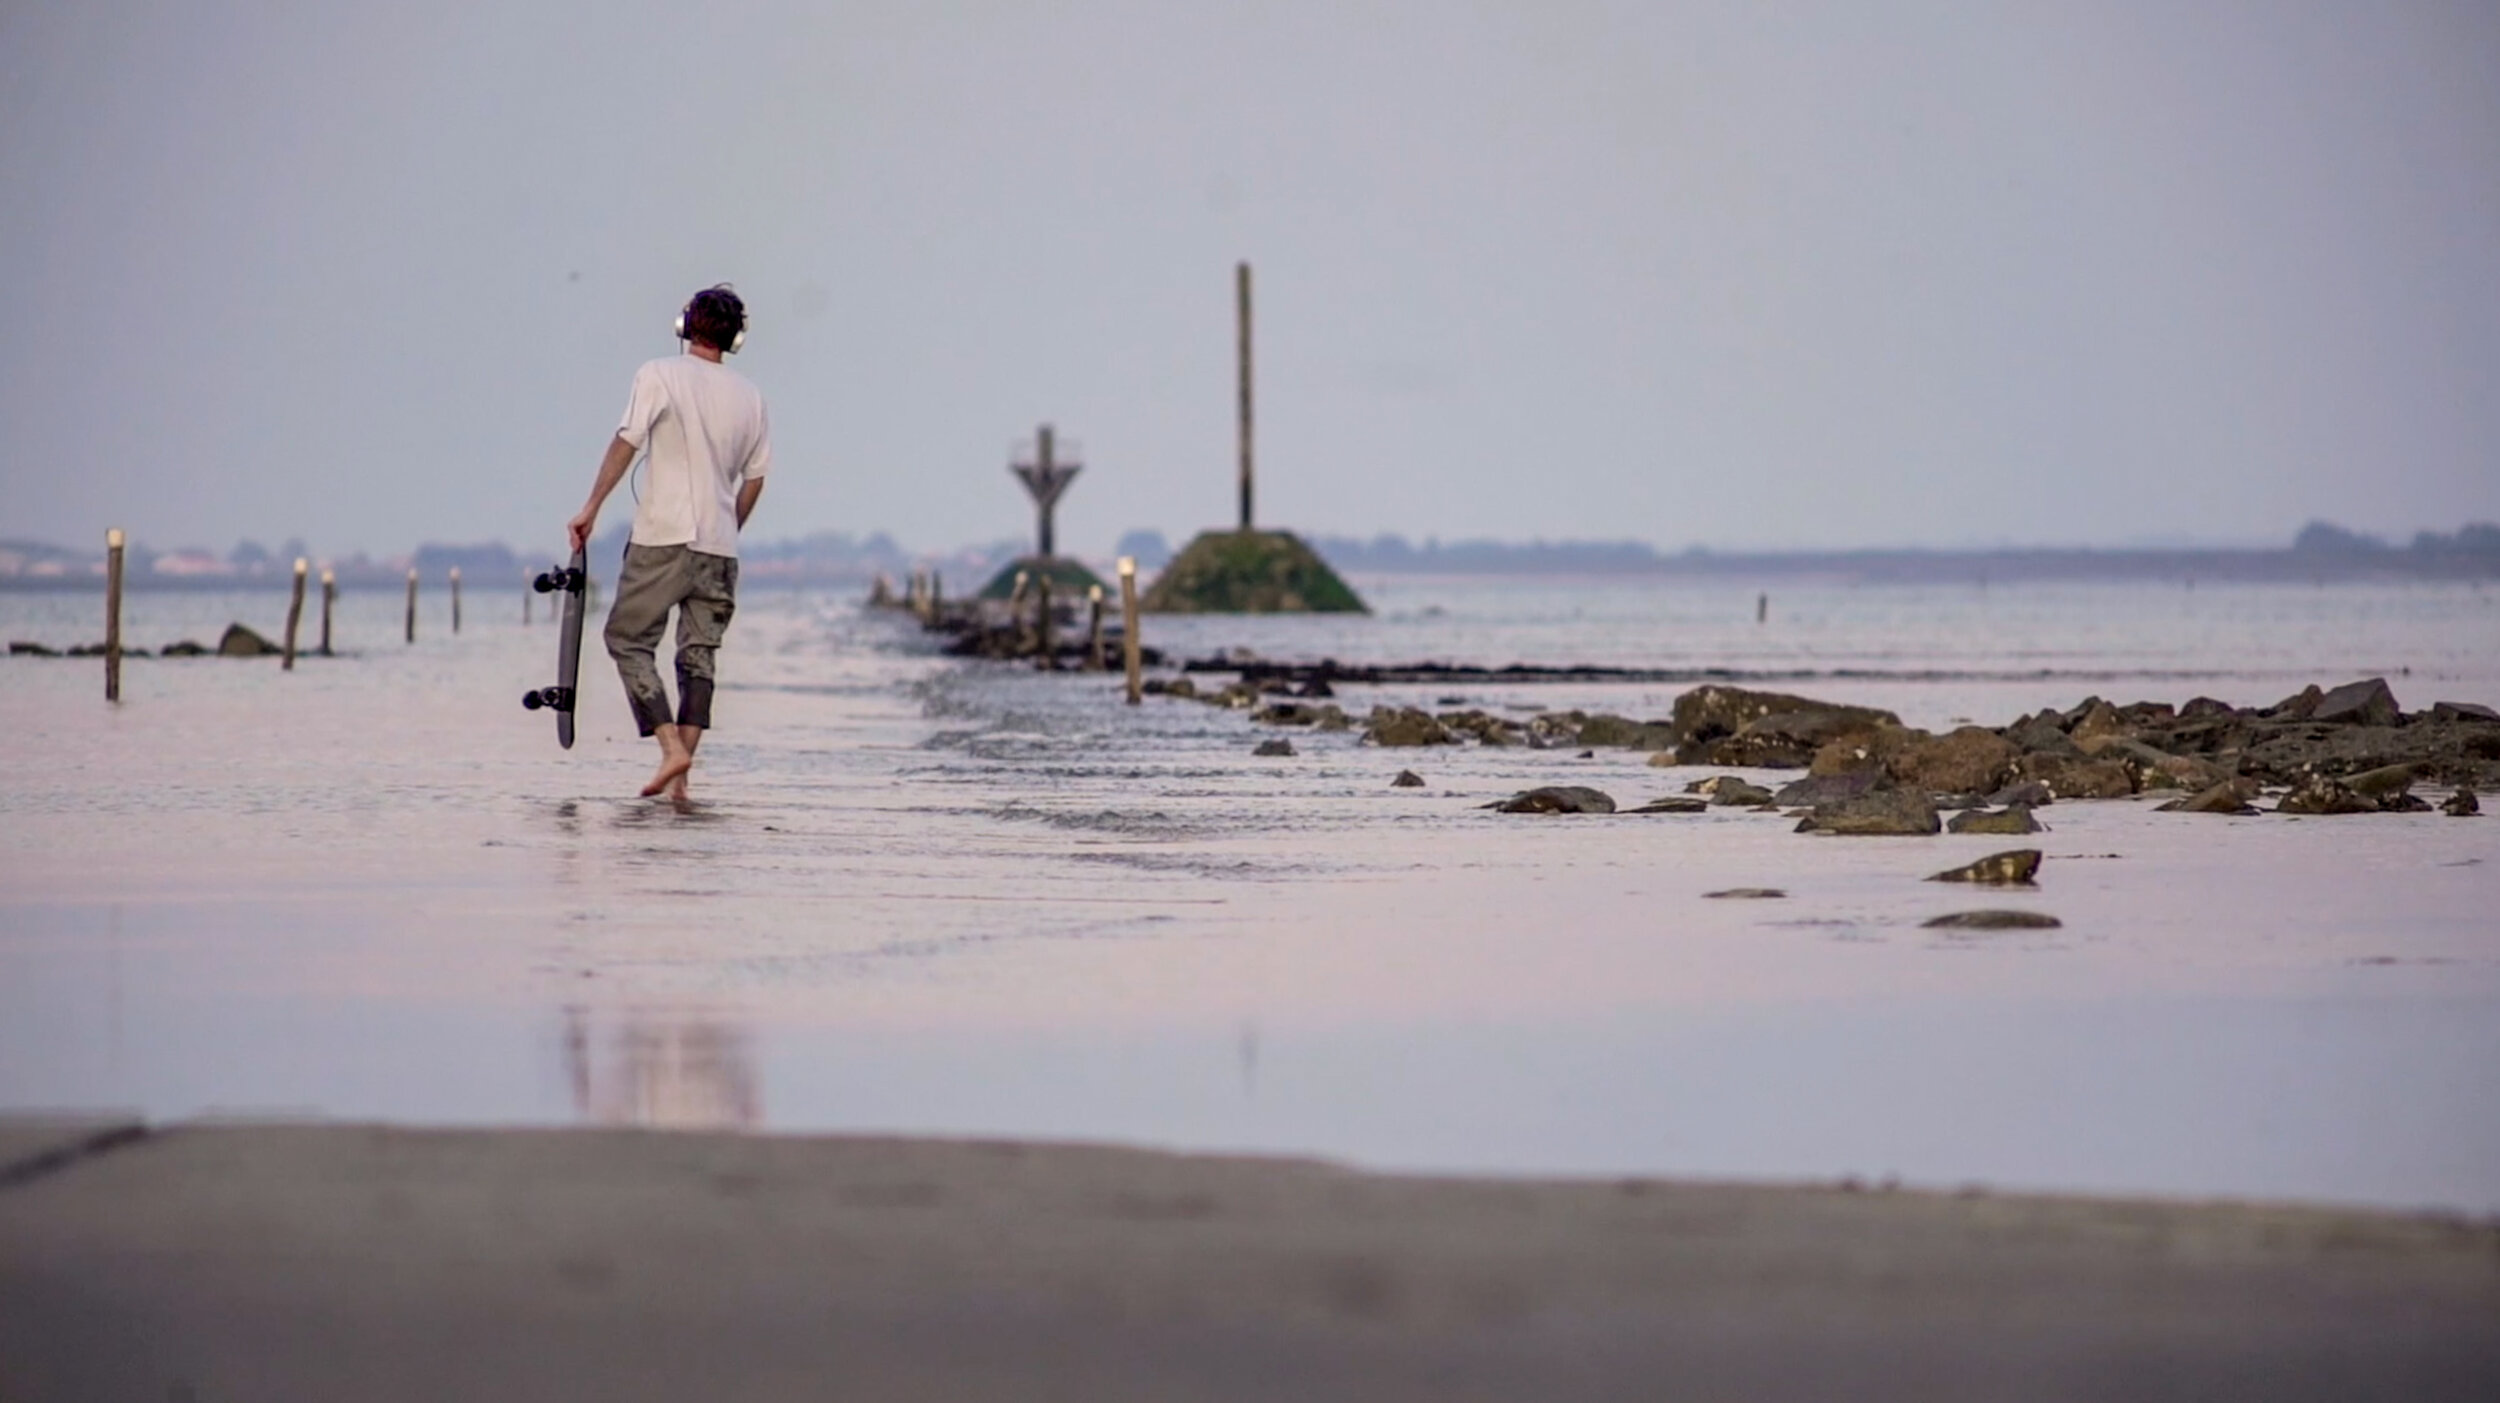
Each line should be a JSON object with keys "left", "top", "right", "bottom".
{"left": 2, "top": 574, "right": 2497, "bottom": 1211}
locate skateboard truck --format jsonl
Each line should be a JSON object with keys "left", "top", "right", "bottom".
{"left": 522, "top": 685, "right": 576, "bottom": 713}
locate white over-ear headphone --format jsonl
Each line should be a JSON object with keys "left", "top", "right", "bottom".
{"left": 674, "top": 288, "right": 748, "bottom": 353}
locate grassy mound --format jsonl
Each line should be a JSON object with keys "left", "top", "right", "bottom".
{"left": 976, "top": 556, "right": 1109, "bottom": 601}
{"left": 1140, "top": 530, "right": 1367, "bottom": 614}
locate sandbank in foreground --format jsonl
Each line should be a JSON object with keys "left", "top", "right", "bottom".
{"left": 3, "top": 1116, "right": 2495, "bottom": 1401}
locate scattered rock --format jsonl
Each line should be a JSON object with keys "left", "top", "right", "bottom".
{"left": 1438, "top": 709, "right": 1523, "bottom": 746}
{"left": 1671, "top": 687, "right": 1900, "bottom": 767}
{"left": 1575, "top": 714, "right": 1679, "bottom": 749}
{"left": 1630, "top": 796, "right": 1707, "bottom": 814}
{"left": 1685, "top": 775, "right": 1774, "bottom": 806}
{"left": 2344, "top": 762, "right": 2419, "bottom": 804}
{"left": 1645, "top": 751, "right": 1678, "bottom": 768}
{"left": 160, "top": 639, "right": 209, "bottom": 657}
{"left": 1390, "top": 770, "right": 1426, "bottom": 789}
{"left": 8, "top": 641, "right": 59, "bottom": 656}
{"left": 2275, "top": 774, "right": 2374, "bottom": 815}
{"left": 2431, "top": 701, "right": 2500, "bottom": 724}
{"left": 1496, "top": 786, "right": 1617, "bottom": 815}
{"left": 1253, "top": 701, "right": 1345, "bottom": 728}
{"left": 1363, "top": 707, "right": 1456, "bottom": 747}
{"left": 2018, "top": 754, "right": 2136, "bottom": 799}
{"left": 2175, "top": 779, "right": 2261, "bottom": 815}
{"left": 1946, "top": 805, "right": 2043, "bottom": 835}
{"left": 1928, "top": 849, "right": 2042, "bottom": 885}
{"left": 1296, "top": 678, "right": 1336, "bottom": 699}
{"left": 1923, "top": 909, "right": 2062, "bottom": 930}
{"left": 1986, "top": 780, "right": 2054, "bottom": 809}
{"left": 1575, "top": 750, "right": 1595, "bottom": 760}
{"left": 1770, "top": 771, "right": 1889, "bottom": 808}
{"left": 1795, "top": 788, "right": 1940, "bottom": 836}
{"left": 1142, "top": 676, "right": 1198, "bottom": 699}
{"left": 2068, "top": 700, "right": 2130, "bottom": 747}
{"left": 1252, "top": 738, "right": 1296, "bottom": 757}
{"left": 2443, "top": 786, "right": 2479, "bottom": 817}
{"left": 1887, "top": 727, "right": 2021, "bottom": 795}
{"left": 1705, "top": 888, "right": 1786, "bottom": 899}
{"left": 2311, "top": 677, "right": 2401, "bottom": 727}
{"left": 217, "top": 623, "right": 280, "bottom": 657}
{"left": 2266, "top": 684, "right": 2323, "bottom": 720}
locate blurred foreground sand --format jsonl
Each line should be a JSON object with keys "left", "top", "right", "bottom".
{"left": 4, "top": 1116, "right": 2497, "bottom": 1402}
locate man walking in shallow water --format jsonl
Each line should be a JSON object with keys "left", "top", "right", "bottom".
{"left": 567, "top": 285, "right": 772, "bottom": 800}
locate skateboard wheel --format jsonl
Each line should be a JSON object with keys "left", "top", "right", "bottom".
{"left": 523, "top": 690, "right": 545, "bottom": 710}
{"left": 533, "top": 571, "right": 559, "bottom": 593}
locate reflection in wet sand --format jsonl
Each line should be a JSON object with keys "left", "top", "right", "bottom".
{"left": 564, "top": 1007, "right": 761, "bottom": 1129}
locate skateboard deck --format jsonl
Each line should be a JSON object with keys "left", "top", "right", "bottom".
{"left": 523, "top": 547, "right": 589, "bottom": 748}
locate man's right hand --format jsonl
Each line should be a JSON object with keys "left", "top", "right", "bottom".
{"left": 567, "top": 508, "right": 596, "bottom": 554}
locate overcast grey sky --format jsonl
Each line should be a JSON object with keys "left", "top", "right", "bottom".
{"left": 2, "top": 0, "right": 2495, "bottom": 559}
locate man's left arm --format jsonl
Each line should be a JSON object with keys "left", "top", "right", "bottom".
{"left": 735, "top": 476, "right": 764, "bottom": 529}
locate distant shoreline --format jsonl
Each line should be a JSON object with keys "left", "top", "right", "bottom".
{"left": 4, "top": 548, "right": 2494, "bottom": 592}
{"left": 5, "top": 519, "right": 2494, "bottom": 591}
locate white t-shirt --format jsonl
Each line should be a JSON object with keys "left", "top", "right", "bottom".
{"left": 616, "top": 355, "right": 772, "bottom": 558}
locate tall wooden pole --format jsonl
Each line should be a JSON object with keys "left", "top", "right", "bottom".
{"left": 1236, "top": 261, "right": 1254, "bottom": 533}
{"left": 404, "top": 569, "right": 418, "bottom": 644}
{"left": 320, "top": 568, "right": 336, "bottom": 656}
{"left": 522, "top": 569, "right": 532, "bottom": 626}
{"left": 1119, "top": 556, "right": 1142, "bottom": 705}
{"left": 104, "top": 528, "right": 124, "bottom": 703}
{"left": 1036, "top": 425, "right": 1056, "bottom": 557}
{"left": 1087, "top": 584, "right": 1105, "bottom": 670}
{"left": 282, "top": 558, "right": 308, "bottom": 670}
{"left": 450, "top": 566, "right": 463, "bottom": 634}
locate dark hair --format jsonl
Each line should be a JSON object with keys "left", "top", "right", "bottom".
{"left": 683, "top": 284, "right": 746, "bottom": 351}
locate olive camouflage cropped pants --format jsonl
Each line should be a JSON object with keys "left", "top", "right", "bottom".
{"left": 603, "top": 543, "right": 738, "bottom": 736}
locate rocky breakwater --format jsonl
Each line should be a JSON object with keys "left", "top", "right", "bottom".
{"left": 1139, "top": 669, "right": 2494, "bottom": 825}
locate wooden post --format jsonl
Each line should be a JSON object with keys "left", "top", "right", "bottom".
{"left": 282, "top": 558, "right": 308, "bottom": 670}
{"left": 450, "top": 566, "right": 463, "bottom": 634}
{"left": 104, "top": 528, "right": 124, "bottom": 703}
{"left": 1756, "top": 592, "right": 1768, "bottom": 624}
{"left": 1119, "top": 556, "right": 1141, "bottom": 705}
{"left": 404, "top": 568, "right": 418, "bottom": 644}
{"left": 1035, "top": 573, "right": 1054, "bottom": 670}
{"left": 1008, "top": 570, "right": 1031, "bottom": 655}
{"left": 1236, "top": 261, "right": 1254, "bottom": 532}
{"left": 929, "top": 571, "right": 942, "bottom": 621}
{"left": 1087, "top": 584, "right": 1105, "bottom": 670}
{"left": 320, "top": 568, "right": 336, "bottom": 656}
{"left": 522, "top": 569, "right": 532, "bottom": 626}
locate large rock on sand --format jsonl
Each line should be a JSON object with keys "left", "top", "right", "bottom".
{"left": 2275, "top": 774, "right": 2375, "bottom": 815}
{"left": 217, "top": 623, "right": 281, "bottom": 657}
{"left": 1928, "top": 849, "right": 2042, "bottom": 885}
{"left": 2016, "top": 754, "right": 2136, "bottom": 799}
{"left": 1495, "top": 786, "right": 1616, "bottom": 815}
{"left": 1669, "top": 686, "right": 1898, "bottom": 765}
{"left": 1795, "top": 788, "right": 1940, "bottom": 836}
{"left": 1364, "top": 707, "right": 1455, "bottom": 747}
{"left": 2312, "top": 678, "right": 2401, "bottom": 727}
{"left": 1946, "top": 805, "right": 2043, "bottom": 835}
{"left": 1887, "top": 727, "right": 2021, "bottom": 796}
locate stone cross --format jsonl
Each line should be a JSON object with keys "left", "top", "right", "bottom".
{"left": 1010, "top": 423, "right": 1082, "bottom": 558}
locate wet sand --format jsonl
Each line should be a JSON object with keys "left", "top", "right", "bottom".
{"left": 4, "top": 583, "right": 2500, "bottom": 1211}
{"left": 5, "top": 1116, "right": 2497, "bottom": 1402}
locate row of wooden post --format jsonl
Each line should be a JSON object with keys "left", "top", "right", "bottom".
{"left": 99, "top": 527, "right": 478, "bottom": 700}
{"left": 996, "top": 560, "right": 1141, "bottom": 704}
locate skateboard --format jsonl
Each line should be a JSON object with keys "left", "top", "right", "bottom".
{"left": 523, "top": 547, "right": 589, "bottom": 748}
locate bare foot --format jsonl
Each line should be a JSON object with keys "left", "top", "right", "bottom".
{"left": 641, "top": 742, "right": 693, "bottom": 797}
{"left": 667, "top": 772, "right": 692, "bottom": 804}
